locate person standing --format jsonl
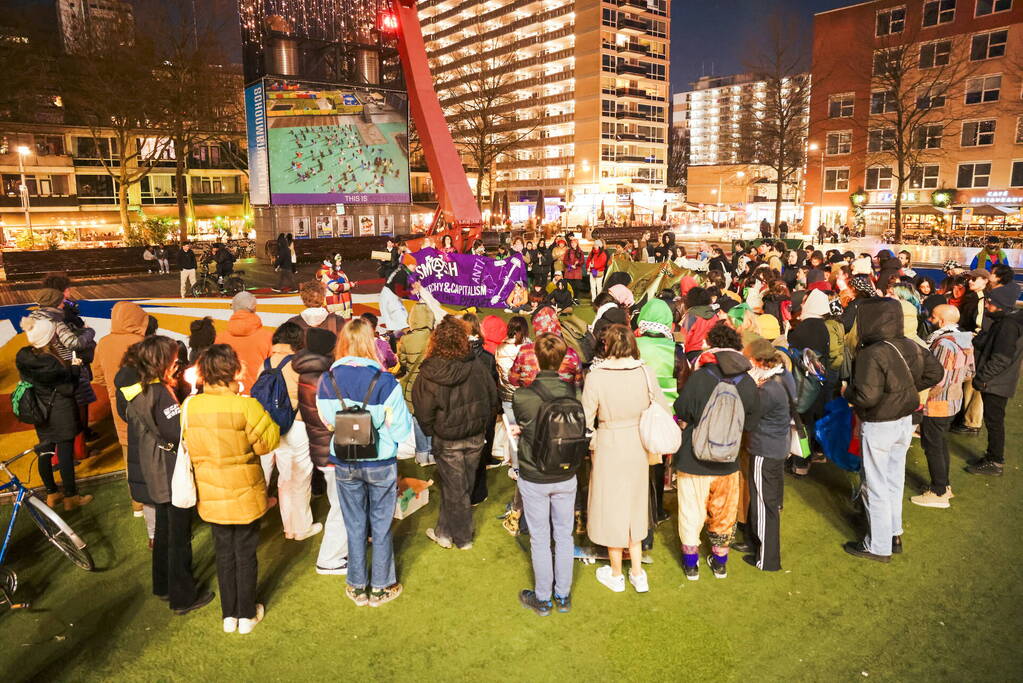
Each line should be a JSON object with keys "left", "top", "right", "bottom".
{"left": 966, "top": 283, "right": 1023, "bottom": 477}
{"left": 261, "top": 322, "right": 322, "bottom": 541}
{"left": 122, "top": 336, "right": 213, "bottom": 614}
{"left": 178, "top": 242, "right": 198, "bottom": 297}
{"left": 316, "top": 320, "right": 412, "bottom": 606}
{"left": 743, "top": 338, "right": 794, "bottom": 571}
{"left": 582, "top": 324, "right": 670, "bottom": 593}
{"left": 911, "top": 305, "right": 974, "bottom": 508}
{"left": 674, "top": 323, "right": 760, "bottom": 580}
{"left": 562, "top": 238, "right": 585, "bottom": 297}
{"left": 397, "top": 301, "right": 436, "bottom": 465}
{"left": 275, "top": 233, "right": 297, "bottom": 293}
{"left": 183, "top": 344, "right": 280, "bottom": 634}
{"left": 843, "top": 298, "right": 943, "bottom": 562}
{"left": 15, "top": 317, "right": 93, "bottom": 510}
{"left": 286, "top": 280, "right": 345, "bottom": 339}
{"left": 585, "top": 239, "right": 609, "bottom": 299}
{"left": 413, "top": 317, "right": 499, "bottom": 551}
{"left": 514, "top": 334, "right": 579, "bottom": 615}
{"left": 215, "top": 292, "right": 274, "bottom": 394}
{"left": 294, "top": 328, "right": 348, "bottom": 575}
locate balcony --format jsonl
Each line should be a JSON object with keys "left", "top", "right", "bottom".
{"left": 616, "top": 87, "right": 665, "bottom": 102}
{"left": 0, "top": 194, "right": 79, "bottom": 208}
{"left": 616, "top": 155, "right": 664, "bottom": 164}
{"left": 0, "top": 153, "right": 73, "bottom": 169}
{"left": 616, "top": 110, "right": 660, "bottom": 122}
{"left": 619, "top": 17, "right": 648, "bottom": 34}
{"left": 617, "top": 62, "right": 649, "bottom": 77}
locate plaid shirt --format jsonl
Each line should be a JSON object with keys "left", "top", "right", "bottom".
{"left": 508, "top": 343, "right": 582, "bottom": 388}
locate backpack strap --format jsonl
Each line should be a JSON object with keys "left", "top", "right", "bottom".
{"left": 360, "top": 369, "right": 383, "bottom": 410}
{"left": 529, "top": 380, "right": 554, "bottom": 403}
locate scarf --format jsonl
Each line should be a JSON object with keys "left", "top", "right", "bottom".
{"left": 748, "top": 363, "right": 784, "bottom": 386}
{"left": 926, "top": 325, "right": 959, "bottom": 346}
{"left": 850, "top": 275, "right": 877, "bottom": 298}
{"left": 637, "top": 319, "right": 672, "bottom": 338}
{"left": 591, "top": 302, "right": 618, "bottom": 332}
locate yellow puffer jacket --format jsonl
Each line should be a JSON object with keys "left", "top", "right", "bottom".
{"left": 182, "top": 385, "right": 280, "bottom": 525}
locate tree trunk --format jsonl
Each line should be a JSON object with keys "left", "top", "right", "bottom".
{"left": 118, "top": 175, "right": 131, "bottom": 236}
{"left": 893, "top": 177, "right": 904, "bottom": 244}
{"left": 475, "top": 170, "right": 485, "bottom": 211}
{"left": 774, "top": 173, "right": 784, "bottom": 237}
{"left": 175, "top": 151, "right": 188, "bottom": 242}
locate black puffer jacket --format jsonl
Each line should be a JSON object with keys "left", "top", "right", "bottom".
{"left": 15, "top": 347, "right": 80, "bottom": 444}
{"left": 973, "top": 309, "right": 1023, "bottom": 399}
{"left": 293, "top": 350, "right": 334, "bottom": 468}
{"left": 843, "top": 297, "right": 943, "bottom": 422}
{"left": 412, "top": 353, "right": 499, "bottom": 441}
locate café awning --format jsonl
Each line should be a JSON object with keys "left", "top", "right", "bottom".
{"left": 966, "top": 204, "right": 1015, "bottom": 217}
{"left": 903, "top": 205, "right": 952, "bottom": 215}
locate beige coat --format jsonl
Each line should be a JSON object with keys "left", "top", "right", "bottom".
{"left": 582, "top": 357, "right": 670, "bottom": 548}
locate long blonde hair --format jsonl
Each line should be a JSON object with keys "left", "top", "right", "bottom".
{"left": 334, "top": 318, "right": 378, "bottom": 361}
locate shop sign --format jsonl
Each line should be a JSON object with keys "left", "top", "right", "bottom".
{"left": 961, "top": 207, "right": 974, "bottom": 223}
{"left": 969, "top": 190, "right": 1023, "bottom": 205}
{"left": 868, "top": 191, "right": 921, "bottom": 205}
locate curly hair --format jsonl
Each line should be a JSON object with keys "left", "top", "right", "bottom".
{"left": 426, "top": 316, "right": 470, "bottom": 359}
{"left": 707, "top": 320, "right": 742, "bottom": 351}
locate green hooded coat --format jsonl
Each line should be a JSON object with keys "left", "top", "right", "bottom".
{"left": 397, "top": 302, "right": 435, "bottom": 412}
{"left": 635, "top": 298, "right": 678, "bottom": 402}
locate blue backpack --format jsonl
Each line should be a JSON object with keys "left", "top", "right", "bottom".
{"left": 251, "top": 355, "right": 296, "bottom": 434}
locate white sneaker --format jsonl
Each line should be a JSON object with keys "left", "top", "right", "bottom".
{"left": 223, "top": 617, "right": 237, "bottom": 634}
{"left": 237, "top": 603, "right": 264, "bottom": 635}
{"left": 133, "top": 510, "right": 144, "bottom": 518}
{"left": 629, "top": 569, "right": 649, "bottom": 593}
{"left": 595, "top": 565, "right": 625, "bottom": 593}
{"left": 292, "top": 523, "right": 324, "bottom": 541}
{"left": 316, "top": 558, "right": 348, "bottom": 575}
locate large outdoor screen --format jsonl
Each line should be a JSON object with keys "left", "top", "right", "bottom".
{"left": 258, "top": 79, "right": 411, "bottom": 205}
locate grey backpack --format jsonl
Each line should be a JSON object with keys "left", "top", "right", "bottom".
{"left": 691, "top": 366, "right": 746, "bottom": 463}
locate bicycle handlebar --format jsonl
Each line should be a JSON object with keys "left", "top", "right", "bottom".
{"left": 3, "top": 447, "right": 41, "bottom": 468}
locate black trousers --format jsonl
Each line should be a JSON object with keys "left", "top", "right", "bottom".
{"left": 277, "top": 266, "right": 297, "bottom": 291}
{"left": 748, "top": 456, "right": 784, "bottom": 571}
{"left": 153, "top": 503, "right": 200, "bottom": 610}
{"left": 470, "top": 418, "right": 496, "bottom": 506}
{"left": 209, "top": 520, "right": 260, "bottom": 619}
{"left": 920, "top": 415, "right": 954, "bottom": 493}
{"left": 38, "top": 440, "right": 76, "bottom": 496}
{"left": 982, "top": 393, "right": 1008, "bottom": 464}
{"left": 434, "top": 434, "right": 485, "bottom": 547}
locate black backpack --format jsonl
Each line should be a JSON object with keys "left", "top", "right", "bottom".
{"left": 325, "top": 369, "right": 382, "bottom": 461}
{"left": 11, "top": 380, "right": 54, "bottom": 426}
{"left": 528, "top": 381, "right": 588, "bottom": 475}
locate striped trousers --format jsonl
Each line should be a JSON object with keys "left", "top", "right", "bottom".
{"left": 748, "top": 455, "right": 784, "bottom": 571}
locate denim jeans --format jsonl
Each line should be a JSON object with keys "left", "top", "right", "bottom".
{"left": 334, "top": 461, "right": 398, "bottom": 590}
{"left": 519, "top": 476, "right": 577, "bottom": 601}
{"left": 861, "top": 416, "right": 913, "bottom": 556}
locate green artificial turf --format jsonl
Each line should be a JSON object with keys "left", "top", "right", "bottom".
{"left": 1, "top": 420, "right": 1022, "bottom": 682}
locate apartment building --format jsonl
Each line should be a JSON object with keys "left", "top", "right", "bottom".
{"left": 674, "top": 73, "right": 808, "bottom": 222}
{"left": 418, "top": 0, "right": 671, "bottom": 225}
{"left": 806, "top": 0, "right": 1023, "bottom": 236}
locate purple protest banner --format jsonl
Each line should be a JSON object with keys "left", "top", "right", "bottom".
{"left": 407, "top": 248, "right": 527, "bottom": 308}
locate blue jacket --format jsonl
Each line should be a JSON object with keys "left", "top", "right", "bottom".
{"left": 316, "top": 356, "right": 412, "bottom": 465}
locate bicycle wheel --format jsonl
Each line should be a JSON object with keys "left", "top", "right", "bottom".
{"left": 223, "top": 276, "right": 245, "bottom": 296}
{"left": 26, "top": 496, "right": 94, "bottom": 571}
{"left": 192, "top": 278, "right": 220, "bottom": 298}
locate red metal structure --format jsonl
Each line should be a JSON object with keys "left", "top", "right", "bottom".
{"left": 387, "top": 0, "right": 483, "bottom": 252}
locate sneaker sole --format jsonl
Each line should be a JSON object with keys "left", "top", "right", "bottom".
{"left": 685, "top": 573, "right": 699, "bottom": 581}
{"left": 316, "top": 567, "right": 348, "bottom": 575}
{"left": 910, "top": 500, "right": 950, "bottom": 509}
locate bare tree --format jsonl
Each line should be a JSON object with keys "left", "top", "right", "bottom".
{"left": 143, "top": 1, "right": 244, "bottom": 241}
{"left": 433, "top": 26, "right": 538, "bottom": 209}
{"left": 667, "top": 124, "right": 689, "bottom": 192}
{"left": 61, "top": 17, "right": 171, "bottom": 233}
{"left": 854, "top": 24, "right": 978, "bottom": 242}
{"left": 744, "top": 13, "right": 812, "bottom": 235}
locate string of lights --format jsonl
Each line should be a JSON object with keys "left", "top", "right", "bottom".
{"left": 239, "top": 0, "right": 387, "bottom": 48}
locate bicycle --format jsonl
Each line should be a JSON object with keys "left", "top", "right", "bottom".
{"left": 191, "top": 264, "right": 246, "bottom": 298}
{"left": 0, "top": 446, "right": 95, "bottom": 610}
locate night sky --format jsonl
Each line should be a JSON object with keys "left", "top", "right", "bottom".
{"left": 669, "top": 0, "right": 853, "bottom": 93}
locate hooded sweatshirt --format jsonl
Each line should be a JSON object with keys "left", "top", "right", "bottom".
{"left": 397, "top": 302, "right": 435, "bottom": 411}
{"left": 215, "top": 309, "right": 274, "bottom": 394}
{"left": 412, "top": 352, "right": 499, "bottom": 440}
{"left": 93, "top": 300, "right": 149, "bottom": 443}
{"left": 293, "top": 349, "right": 334, "bottom": 467}
{"left": 635, "top": 298, "right": 678, "bottom": 402}
{"left": 481, "top": 316, "right": 507, "bottom": 355}
{"left": 681, "top": 304, "right": 718, "bottom": 353}
{"left": 923, "top": 325, "right": 975, "bottom": 418}
{"left": 674, "top": 348, "right": 760, "bottom": 476}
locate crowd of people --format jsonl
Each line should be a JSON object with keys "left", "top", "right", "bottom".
{"left": 13, "top": 229, "right": 1022, "bottom": 628}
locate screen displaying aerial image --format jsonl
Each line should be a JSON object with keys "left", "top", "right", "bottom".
{"left": 265, "top": 79, "right": 410, "bottom": 205}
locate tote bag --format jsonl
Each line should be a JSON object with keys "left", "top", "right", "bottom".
{"left": 171, "top": 397, "right": 197, "bottom": 508}
{"left": 638, "top": 367, "right": 682, "bottom": 456}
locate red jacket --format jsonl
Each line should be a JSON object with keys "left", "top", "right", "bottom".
{"left": 563, "top": 248, "right": 584, "bottom": 280}
{"left": 586, "top": 249, "right": 609, "bottom": 276}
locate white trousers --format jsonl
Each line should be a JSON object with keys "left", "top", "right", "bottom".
{"left": 317, "top": 465, "right": 349, "bottom": 569}
{"left": 261, "top": 424, "right": 315, "bottom": 537}
{"left": 180, "top": 268, "right": 196, "bottom": 297}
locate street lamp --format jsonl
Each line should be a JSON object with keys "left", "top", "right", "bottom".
{"left": 16, "top": 145, "right": 33, "bottom": 243}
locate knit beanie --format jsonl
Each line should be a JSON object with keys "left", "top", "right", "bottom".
{"left": 851, "top": 257, "right": 873, "bottom": 276}
{"left": 22, "top": 316, "right": 55, "bottom": 348}
{"left": 36, "top": 288, "right": 63, "bottom": 308}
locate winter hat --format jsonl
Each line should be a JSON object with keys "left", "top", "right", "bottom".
{"left": 851, "top": 257, "right": 873, "bottom": 276}
{"left": 757, "top": 312, "right": 781, "bottom": 341}
{"left": 678, "top": 276, "right": 699, "bottom": 296}
{"left": 807, "top": 280, "right": 833, "bottom": 293}
{"left": 231, "top": 291, "right": 258, "bottom": 312}
{"left": 637, "top": 299, "right": 673, "bottom": 338}
{"left": 608, "top": 284, "right": 635, "bottom": 308}
{"left": 306, "top": 327, "right": 337, "bottom": 358}
{"left": 480, "top": 315, "right": 507, "bottom": 354}
{"left": 806, "top": 269, "right": 827, "bottom": 285}
{"left": 850, "top": 275, "right": 877, "bottom": 297}
{"left": 36, "top": 288, "right": 63, "bottom": 308}
{"left": 988, "top": 283, "right": 1021, "bottom": 311}
{"left": 22, "top": 316, "right": 55, "bottom": 348}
